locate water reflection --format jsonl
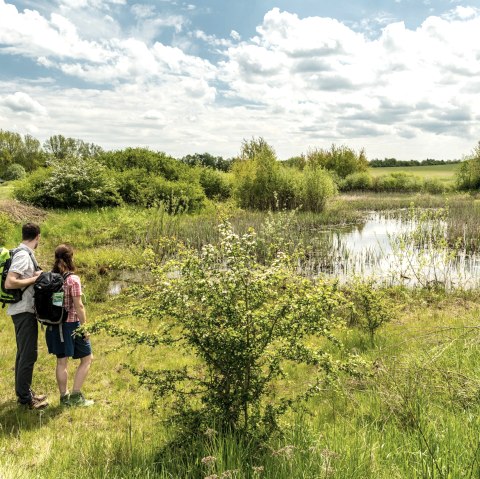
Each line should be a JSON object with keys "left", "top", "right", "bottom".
{"left": 303, "top": 212, "right": 480, "bottom": 289}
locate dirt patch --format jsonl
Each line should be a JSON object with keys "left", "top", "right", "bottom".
{"left": 0, "top": 199, "right": 47, "bottom": 223}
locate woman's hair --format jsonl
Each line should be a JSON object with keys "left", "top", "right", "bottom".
{"left": 52, "top": 244, "right": 76, "bottom": 274}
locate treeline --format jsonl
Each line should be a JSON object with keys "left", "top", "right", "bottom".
{"left": 2, "top": 129, "right": 480, "bottom": 211}
{"left": 1, "top": 129, "right": 370, "bottom": 212}
{"left": 369, "top": 158, "right": 461, "bottom": 167}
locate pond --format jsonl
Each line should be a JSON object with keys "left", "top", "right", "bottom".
{"left": 303, "top": 211, "right": 480, "bottom": 289}
{"left": 107, "top": 210, "right": 480, "bottom": 294}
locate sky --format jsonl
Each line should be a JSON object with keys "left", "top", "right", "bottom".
{"left": 1, "top": 0, "right": 480, "bottom": 160}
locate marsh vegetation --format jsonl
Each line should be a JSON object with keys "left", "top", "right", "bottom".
{"left": 1, "top": 134, "right": 480, "bottom": 478}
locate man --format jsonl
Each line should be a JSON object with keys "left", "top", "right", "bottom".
{"left": 5, "top": 223, "right": 47, "bottom": 409}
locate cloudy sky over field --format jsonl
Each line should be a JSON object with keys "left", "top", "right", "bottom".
{"left": 1, "top": 0, "right": 480, "bottom": 160}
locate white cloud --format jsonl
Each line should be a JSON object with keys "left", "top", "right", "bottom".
{"left": 1, "top": 91, "right": 47, "bottom": 115}
{"left": 131, "top": 3, "right": 156, "bottom": 19}
{"left": 0, "top": 2, "right": 479, "bottom": 160}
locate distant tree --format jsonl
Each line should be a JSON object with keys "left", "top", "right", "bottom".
{"left": 43, "top": 134, "right": 103, "bottom": 160}
{"left": 282, "top": 155, "right": 306, "bottom": 170}
{"left": 306, "top": 144, "right": 368, "bottom": 178}
{"left": 180, "top": 153, "right": 232, "bottom": 172}
{"left": 0, "top": 130, "right": 46, "bottom": 173}
{"left": 99, "top": 148, "right": 189, "bottom": 180}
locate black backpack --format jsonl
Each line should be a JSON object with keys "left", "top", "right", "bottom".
{"left": 34, "top": 272, "right": 72, "bottom": 326}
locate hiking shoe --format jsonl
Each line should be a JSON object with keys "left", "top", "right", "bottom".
{"left": 60, "top": 393, "right": 70, "bottom": 406}
{"left": 30, "top": 389, "right": 48, "bottom": 402}
{"left": 20, "top": 397, "right": 49, "bottom": 410}
{"left": 68, "top": 392, "right": 94, "bottom": 407}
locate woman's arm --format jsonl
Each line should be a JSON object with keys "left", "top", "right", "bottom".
{"left": 72, "top": 295, "right": 87, "bottom": 325}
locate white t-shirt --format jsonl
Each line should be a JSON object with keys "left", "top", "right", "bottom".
{"left": 7, "top": 244, "right": 38, "bottom": 316}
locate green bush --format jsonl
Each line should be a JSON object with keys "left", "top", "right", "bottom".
{"left": 456, "top": 142, "right": 480, "bottom": 190}
{"left": 306, "top": 144, "right": 369, "bottom": 179}
{"left": 199, "top": 168, "right": 232, "bottom": 200}
{"left": 99, "top": 148, "right": 189, "bottom": 180}
{"left": 422, "top": 178, "right": 447, "bottom": 194}
{"left": 340, "top": 172, "right": 373, "bottom": 191}
{"left": 95, "top": 218, "right": 365, "bottom": 438}
{"left": 296, "top": 166, "right": 337, "bottom": 212}
{"left": 3, "top": 163, "right": 26, "bottom": 181}
{"left": 346, "top": 279, "right": 394, "bottom": 344}
{"left": 14, "top": 157, "right": 121, "bottom": 208}
{"left": 373, "top": 172, "right": 423, "bottom": 192}
{"left": 233, "top": 138, "right": 295, "bottom": 210}
{"left": 114, "top": 169, "right": 206, "bottom": 211}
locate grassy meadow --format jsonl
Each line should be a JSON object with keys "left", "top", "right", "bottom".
{"left": 369, "top": 164, "right": 459, "bottom": 185}
{"left": 1, "top": 181, "right": 480, "bottom": 478}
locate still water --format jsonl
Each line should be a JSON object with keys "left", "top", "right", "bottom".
{"left": 305, "top": 212, "right": 480, "bottom": 289}
{"left": 108, "top": 212, "right": 480, "bottom": 294}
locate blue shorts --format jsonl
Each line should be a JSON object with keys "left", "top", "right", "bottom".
{"left": 45, "top": 321, "right": 92, "bottom": 359}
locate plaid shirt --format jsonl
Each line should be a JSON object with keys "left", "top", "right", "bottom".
{"left": 64, "top": 274, "right": 82, "bottom": 323}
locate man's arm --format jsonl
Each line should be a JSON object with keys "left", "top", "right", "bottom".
{"left": 5, "top": 270, "right": 41, "bottom": 289}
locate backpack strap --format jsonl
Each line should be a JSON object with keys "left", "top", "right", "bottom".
{"left": 12, "top": 246, "right": 41, "bottom": 272}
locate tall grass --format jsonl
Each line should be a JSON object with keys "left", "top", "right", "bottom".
{"left": 1, "top": 196, "right": 480, "bottom": 477}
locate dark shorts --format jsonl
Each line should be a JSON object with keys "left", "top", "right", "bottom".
{"left": 45, "top": 321, "right": 92, "bottom": 359}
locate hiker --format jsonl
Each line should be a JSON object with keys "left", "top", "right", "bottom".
{"left": 45, "top": 244, "right": 94, "bottom": 407}
{"left": 4, "top": 223, "right": 47, "bottom": 409}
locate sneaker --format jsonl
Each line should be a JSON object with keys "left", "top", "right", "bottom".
{"left": 60, "top": 393, "right": 70, "bottom": 406}
{"left": 68, "top": 392, "right": 94, "bottom": 407}
{"left": 30, "top": 389, "right": 48, "bottom": 402}
{"left": 20, "top": 397, "right": 49, "bottom": 410}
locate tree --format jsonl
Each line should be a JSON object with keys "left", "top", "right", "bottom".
{"left": 180, "top": 153, "right": 233, "bottom": 172}
{"left": 456, "top": 141, "right": 480, "bottom": 190}
{"left": 233, "top": 138, "right": 293, "bottom": 210}
{"left": 0, "top": 130, "right": 46, "bottom": 173}
{"left": 43, "top": 135, "right": 103, "bottom": 160}
{"left": 306, "top": 144, "right": 369, "bottom": 179}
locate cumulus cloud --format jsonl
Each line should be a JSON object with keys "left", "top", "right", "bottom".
{"left": 1, "top": 91, "right": 47, "bottom": 115}
{"left": 0, "top": 2, "right": 479, "bottom": 160}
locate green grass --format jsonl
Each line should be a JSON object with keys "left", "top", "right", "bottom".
{"left": 1, "top": 198, "right": 480, "bottom": 477}
{"left": 1, "top": 287, "right": 480, "bottom": 478}
{"left": 369, "top": 164, "right": 459, "bottom": 184}
{"left": 0, "top": 183, "right": 15, "bottom": 200}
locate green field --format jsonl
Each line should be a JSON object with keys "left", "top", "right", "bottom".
{"left": 1, "top": 195, "right": 480, "bottom": 478}
{"left": 369, "top": 164, "right": 459, "bottom": 184}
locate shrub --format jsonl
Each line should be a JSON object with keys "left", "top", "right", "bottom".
{"left": 346, "top": 279, "right": 394, "bottom": 344}
{"left": 114, "top": 169, "right": 206, "bottom": 211}
{"left": 296, "top": 166, "right": 337, "bottom": 212}
{"left": 306, "top": 144, "right": 369, "bottom": 179}
{"left": 233, "top": 138, "right": 295, "bottom": 210}
{"left": 99, "top": 148, "right": 189, "bottom": 180}
{"left": 95, "top": 218, "right": 365, "bottom": 438}
{"left": 373, "top": 172, "right": 423, "bottom": 192}
{"left": 422, "top": 178, "right": 447, "bottom": 194}
{"left": 3, "top": 163, "right": 26, "bottom": 181}
{"left": 199, "top": 168, "right": 232, "bottom": 200}
{"left": 14, "top": 157, "right": 121, "bottom": 208}
{"left": 456, "top": 142, "right": 480, "bottom": 190}
{"left": 340, "top": 172, "right": 373, "bottom": 191}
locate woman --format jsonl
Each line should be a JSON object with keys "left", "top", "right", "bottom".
{"left": 45, "top": 244, "right": 94, "bottom": 407}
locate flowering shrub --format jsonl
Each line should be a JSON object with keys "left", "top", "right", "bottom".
{"left": 15, "top": 157, "right": 121, "bottom": 207}
{"left": 94, "top": 218, "right": 365, "bottom": 437}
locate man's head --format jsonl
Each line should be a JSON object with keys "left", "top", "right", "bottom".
{"left": 22, "top": 223, "right": 41, "bottom": 249}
